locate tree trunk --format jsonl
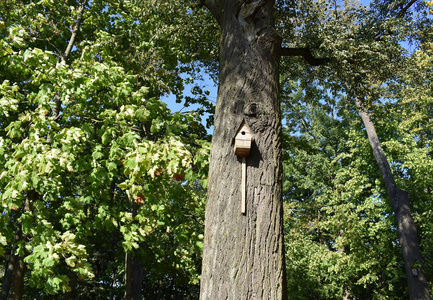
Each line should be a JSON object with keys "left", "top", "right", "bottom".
{"left": 200, "top": 1, "right": 287, "bottom": 299}
{"left": 1, "top": 245, "right": 15, "bottom": 299}
{"left": 131, "top": 258, "right": 143, "bottom": 299}
{"left": 124, "top": 202, "right": 143, "bottom": 300}
{"left": 338, "top": 230, "right": 351, "bottom": 300}
{"left": 1, "top": 192, "right": 33, "bottom": 300}
{"left": 63, "top": 272, "right": 78, "bottom": 300}
{"left": 124, "top": 251, "right": 132, "bottom": 299}
{"left": 1, "top": 233, "right": 25, "bottom": 300}
{"left": 355, "top": 98, "right": 430, "bottom": 300}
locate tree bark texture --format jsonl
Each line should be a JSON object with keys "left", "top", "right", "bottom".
{"left": 356, "top": 98, "right": 430, "bottom": 300}
{"left": 200, "top": 1, "right": 287, "bottom": 299}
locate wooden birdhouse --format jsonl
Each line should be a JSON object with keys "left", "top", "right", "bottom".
{"left": 233, "top": 119, "right": 254, "bottom": 215}
{"left": 234, "top": 120, "right": 253, "bottom": 157}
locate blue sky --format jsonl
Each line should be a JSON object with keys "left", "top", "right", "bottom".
{"left": 163, "top": 0, "right": 375, "bottom": 110}
{"left": 162, "top": 0, "right": 415, "bottom": 131}
{"left": 162, "top": 72, "right": 217, "bottom": 132}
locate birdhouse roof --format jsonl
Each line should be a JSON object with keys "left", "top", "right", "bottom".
{"left": 232, "top": 119, "right": 253, "bottom": 144}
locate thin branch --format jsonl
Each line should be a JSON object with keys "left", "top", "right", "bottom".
{"left": 284, "top": 100, "right": 317, "bottom": 140}
{"left": 280, "top": 47, "right": 328, "bottom": 66}
{"left": 62, "top": 4, "right": 85, "bottom": 64}
{"left": 50, "top": 3, "right": 85, "bottom": 134}
{"left": 184, "top": 214, "right": 205, "bottom": 226}
{"left": 396, "top": 0, "right": 418, "bottom": 18}
{"left": 375, "top": 0, "right": 418, "bottom": 41}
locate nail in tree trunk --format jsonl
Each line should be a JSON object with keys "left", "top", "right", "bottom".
{"left": 200, "top": 1, "right": 287, "bottom": 299}
{"left": 355, "top": 98, "right": 430, "bottom": 300}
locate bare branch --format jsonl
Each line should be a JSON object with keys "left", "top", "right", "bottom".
{"left": 397, "top": 0, "right": 418, "bottom": 18}
{"left": 280, "top": 47, "right": 328, "bottom": 66}
{"left": 62, "top": 4, "right": 85, "bottom": 64}
{"left": 375, "top": 0, "right": 418, "bottom": 41}
{"left": 50, "top": 3, "right": 86, "bottom": 130}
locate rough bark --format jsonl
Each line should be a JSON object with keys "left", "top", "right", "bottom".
{"left": 200, "top": 1, "right": 287, "bottom": 299}
{"left": 355, "top": 98, "right": 430, "bottom": 300}
{"left": 131, "top": 259, "right": 144, "bottom": 298}
{"left": 280, "top": 47, "right": 327, "bottom": 66}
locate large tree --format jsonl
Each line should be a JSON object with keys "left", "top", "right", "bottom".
{"left": 199, "top": 1, "right": 288, "bottom": 299}
{"left": 329, "top": 1, "right": 432, "bottom": 297}
{"left": 280, "top": 78, "right": 408, "bottom": 299}
{"left": 0, "top": 0, "right": 214, "bottom": 298}
{"left": 278, "top": 0, "right": 433, "bottom": 298}
{"left": 200, "top": 0, "right": 431, "bottom": 299}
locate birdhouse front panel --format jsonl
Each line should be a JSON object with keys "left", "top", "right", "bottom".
{"left": 234, "top": 123, "right": 252, "bottom": 157}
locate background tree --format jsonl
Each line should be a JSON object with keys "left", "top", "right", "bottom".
{"left": 279, "top": 0, "right": 433, "bottom": 298}
{"left": 0, "top": 0, "right": 216, "bottom": 298}
{"left": 2, "top": 0, "right": 433, "bottom": 299}
{"left": 199, "top": 1, "right": 288, "bottom": 298}
{"left": 281, "top": 77, "right": 410, "bottom": 299}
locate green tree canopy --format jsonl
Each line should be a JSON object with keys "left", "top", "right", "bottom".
{"left": 0, "top": 0, "right": 217, "bottom": 298}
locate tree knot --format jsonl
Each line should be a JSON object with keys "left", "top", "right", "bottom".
{"left": 237, "top": 0, "right": 266, "bottom": 43}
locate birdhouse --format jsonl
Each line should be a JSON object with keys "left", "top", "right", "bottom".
{"left": 234, "top": 119, "right": 253, "bottom": 157}
{"left": 233, "top": 119, "right": 254, "bottom": 214}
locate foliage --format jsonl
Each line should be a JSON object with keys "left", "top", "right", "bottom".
{"left": 281, "top": 79, "right": 407, "bottom": 299}
{"left": 280, "top": 0, "right": 433, "bottom": 298}
{"left": 2, "top": 0, "right": 433, "bottom": 298}
{"left": 0, "top": 0, "right": 217, "bottom": 297}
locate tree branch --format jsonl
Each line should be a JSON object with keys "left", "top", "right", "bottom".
{"left": 375, "top": 0, "right": 418, "bottom": 41}
{"left": 62, "top": 4, "right": 85, "bottom": 64}
{"left": 280, "top": 47, "right": 328, "bottom": 66}
{"left": 49, "top": 3, "right": 85, "bottom": 136}
{"left": 197, "top": 0, "right": 220, "bottom": 21}
{"left": 397, "top": 0, "right": 418, "bottom": 18}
